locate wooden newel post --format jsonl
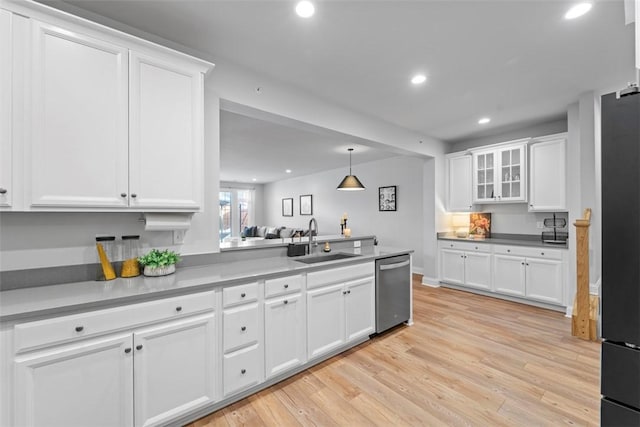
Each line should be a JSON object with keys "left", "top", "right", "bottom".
{"left": 572, "top": 208, "right": 597, "bottom": 341}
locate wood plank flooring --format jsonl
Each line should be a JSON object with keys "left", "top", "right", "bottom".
{"left": 189, "top": 276, "right": 601, "bottom": 426}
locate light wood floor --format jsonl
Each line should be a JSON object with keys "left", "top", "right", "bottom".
{"left": 189, "top": 276, "right": 601, "bottom": 427}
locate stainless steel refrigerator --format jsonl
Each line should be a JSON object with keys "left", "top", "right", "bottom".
{"left": 601, "top": 86, "right": 640, "bottom": 426}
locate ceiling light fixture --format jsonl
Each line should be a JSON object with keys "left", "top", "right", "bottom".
{"left": 564, "top": 2, "right": 593, "bottom": 19}
{"left": 337, "top": 148, "right": 365, "bottom": 191}
{"left": 252, "top": 178, "right": 257, "bottom": 182}
{"left": 285, "top": 169, "right": 292, "bottom": 174}
{"left": 295, "top": 1, "right": 315, "bottom": 18}
{"left": 478, "top": 117, "right": 491, "bottom": 124}
{"left": 411, "top": 74, "right": 427, "bottom": 85}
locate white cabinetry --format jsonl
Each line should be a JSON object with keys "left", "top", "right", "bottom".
{"left": 128, "top": 52, "right": 204, "bottom": 210}
{"left": 3, "top": 2, "right": 213, "bottom": 211}
{"left": 222, "top": 282, "right": 263, "bottom": 397}
{"left": 446, "top": 153, "right": 473, "bottom": 212}
{"left": 528, "top": 134, "right": 567, "bottom": 212}
{"left": 1, "top": 9, "right": 13, "bottom": 208}
{"left": 12, "top": 291, "right": 217, "bottom": 427}
{"left": 493, "top": 245, "right": 564, "bottom": 305}
{"left": 264, "top": 275, "right": 305, "bottom": 379}
{"left": 439, "top": 241, "right": 491, "bottom": 290}
{"left": 472, "top": 139, "right": 528, "bottom": 203}
{"left": 29, "top": 20, "right": 130, "bottom": 209}
{"left": 307, "top": 263, "right": 375, "bottom": 360}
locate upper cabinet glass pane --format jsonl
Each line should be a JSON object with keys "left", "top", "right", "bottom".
{"left": 478, "top": 155, "right": 485, "bottom": 170}
{"left": 512, "top": 148, "right": 520, "bottom": 165}
{"left": 486, "top": 153, "right": 493, "bottom": 169}
{"left": 502, "top": 150, "right": 510, "bottom": 166}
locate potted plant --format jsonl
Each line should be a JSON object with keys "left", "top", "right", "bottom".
{"left": 138, "top": 249, "right": 180, "bottom": 277}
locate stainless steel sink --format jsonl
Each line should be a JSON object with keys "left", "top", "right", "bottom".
{"left": 294, "top": 252, "right": 361, "bottom": 264}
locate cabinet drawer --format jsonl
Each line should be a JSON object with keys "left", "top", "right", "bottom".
{"left": 602, "top": 341, "right": 640, "bottom": 409}
{"left": 223, "top": 303, "right": 259, "bottom": 353}
{"left": 307, "top": 262, "right": 374, "bottom": 290}
{"left": 439, "top": 240, "right": 491, "bottom": 253}
{"left": 493, "top": 245, "right": 563, "bottom": 260}
{"left": 265, "top": 274, "right": 302, "bottom": 298}
{"left": 223, "top": 282, "right": 258, "bottom": 307}
{"left": 223, "top": 344, "right": 262, "bottom": 397}
{"left": 14, "top": 291, "right": 215, "bottom": 353}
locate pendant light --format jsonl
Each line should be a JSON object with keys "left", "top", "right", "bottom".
{"left": 337, "top": 148, "right": 365, "bottom": 191}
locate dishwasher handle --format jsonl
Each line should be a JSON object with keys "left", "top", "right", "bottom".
{"left": 379, "top": 259, "right": 410, "bottom": 271}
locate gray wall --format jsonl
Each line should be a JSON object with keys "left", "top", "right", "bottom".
{"left": 262, "top": 155, "right": 426, "bottom": 273}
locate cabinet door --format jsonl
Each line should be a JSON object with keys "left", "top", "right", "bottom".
{"left": 29, "top": 20, "right": 129, "bottom": 208}
{"left": 473, "top": 151, "right": 496, "bottom": 203}
{"left": 440, "top": 249, "right": 465, "bottom": 284}
{"left": 0, "top": 10, "right": 12, "bottom": 208}
{"left": 15, "top": 333, "right": 134, "bottom": 427}
{"left": 133, "top": 313, "right": 217, "bottom": 427}
{"left": 307, "top": 283, "right": 345, "bottom": 360}
{"left": 129, "top": 52, "right": 203, "bottom": 210}
{"left": 464, "top": 252, "right": 491, "bottom": 290}
{"left": 497, "top": 145, "right": 526, "bottom": 202}
{"left": 447, "top": 155, "right": 473, "bottom": 211}
{"left": 525, "top": 258, "right": 563, "bottom": 304}
{"left": 223, "top": 302, "right": 259, "bottom": 354}
{"left": 264, "top": 294, "right": 305, "bottom": 378}
{"left": 529, "top": 138, "right": 566, "bottom": 211}
{"left": 345, "top": 276, "right": 375, "bottom": 342}
{"left": 493, "top": 254, "right": 526, "bottom": 296}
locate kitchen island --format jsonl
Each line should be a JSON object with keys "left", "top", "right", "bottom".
{"left": 0, "top": 244, "right": 413, "bottom": 427}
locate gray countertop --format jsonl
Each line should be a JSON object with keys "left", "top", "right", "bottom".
{"left": 220, "top": 234, "right": 376, "bottom": 251}
{"left": 0, "top": 246, "right": 412, "bottom": 323}
{"left": 437, "top": 232, "right": 569, "bottom": 249}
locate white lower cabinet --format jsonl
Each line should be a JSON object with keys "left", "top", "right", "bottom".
{"left": 264, "top": 293, "right": 305, "bottom": 378}
{"left": 492, "top": 245, "right": 564, "bottom": 305}
{"left": 307, "top": 275, "right": 374, "bottom": 360}
{"left": 15, "top": 333, "right": 134, "bottom": 427}
{"left": 439, "top": 242, "right": 491, "bottom": 290}
{"left": 12, "top": 292, "right": 217, "bottom": 427}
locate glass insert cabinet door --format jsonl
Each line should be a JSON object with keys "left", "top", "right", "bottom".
{"left": 474, "top": 152, "right": 495, "bottom": 202}
{"left": 500, "top": 147, "right": 521, "bottom": 200}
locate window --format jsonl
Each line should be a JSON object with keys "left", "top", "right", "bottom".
{"left": 219, "top": 188, "right": 254, "bottom": 242}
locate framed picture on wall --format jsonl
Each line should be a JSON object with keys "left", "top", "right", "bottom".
{"left": 300, "top": 194, "right": 313, "bottom": 215}
{"left": 379, "top": 186, "right": 397, "bottom": 211}
{"left": 282, "top": 198, "right": 293, "bottom": 217}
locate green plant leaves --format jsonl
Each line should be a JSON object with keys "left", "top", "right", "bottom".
{"left": 137, "top": 249, "right": 181, "bottom": 269}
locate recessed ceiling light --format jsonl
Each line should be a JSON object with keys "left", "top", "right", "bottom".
{"left": 252, "top": 178, "right": 257, "bottom": 182}
{"left": 564, "top": 2, "right": 592, "bottom": 20}
{"left": 411, "top": 74, "right": 427, "bottom": 85}
{"left": 295, "top": 1, "right": 315, "bottom": 18}
{"left": 478, "top": 117, "right": 491, "bottom": 124}
{"left": 285, "top": 169, "right": 292, "bottom": 174}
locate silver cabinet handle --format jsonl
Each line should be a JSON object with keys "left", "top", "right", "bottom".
{"left": 131, "top": 193, "right": 137, "bottom": 198}
{"left": 379, "top": 260, "right": 410, "bottom": 271}
{"left": 0, "top": 188, "right": 7, "bottom": 194}
{"left": 120, "top": 193, "right": 127, "bottom": 198}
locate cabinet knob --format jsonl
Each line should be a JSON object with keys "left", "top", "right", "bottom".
{"left": 284, "top": 300, "right": 289, "bottom": 304}
{"left": 526, "top": 263, "right": 529, "bottom": 266}
{"left": 0, "top": 188, "right": 7, "bottom": 194}
{"left": 469, "top": 205, "right": 472, "bottom": 209}
{"left": 120, "top": 193, "right": 127, "bottom": 198}
{"left": 131, "top": 193, "right": 137, "bottom": 198}
{"left": 529, "top": 204, "right": 533, "bottom": 207}
{"left": 176, "top": 306, "right": 182, "bottom": 312}
{"left": 541, "top": 252, "right": 545, "bottom": 256}
{"left": 136, "top": 345, "right": 143, "bottom": 350}
{"left": 450, "top": 244, "right": 454, "bottom": 247}
{"left": 507, "top": 249, "right": 511, "bottom": 253}
{"left": 240, "top": 292, "right": 246, "bottom": 298}
{"left": 75, "top": 326, "right": 84, "bottom": 332}
{"left": 241, "top": 326, "right": 246, "bottom": 331}
{"left": 475, "top": 246, "right": 478, "bottom": 250}
{"left": 125, "top": 348, "right": 132, "bottom": 354}
{"left": 284, "top": 284, "right": 289, "bottom": 288}
{"left": 347, "top": 290, "right": 351, "bottom": 294}
{"left": 343, "top": 291, "right": 347, "bottom": 295}
{"left": 521, "top": 262, "right": 525, "bottom": 265}
{"left": 241, "top": 369, "right": 246, "bottom": 375}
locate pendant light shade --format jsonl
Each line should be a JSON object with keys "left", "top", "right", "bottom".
{"left": 337, "top": 148, "right": 365, "bottom": 191}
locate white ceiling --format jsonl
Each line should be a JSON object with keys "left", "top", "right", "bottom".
{"left": 53, "top": 0, "right": 636, "bottom": 143}
{"left": 220, "top": 109, "right": 402, "bottom": 184}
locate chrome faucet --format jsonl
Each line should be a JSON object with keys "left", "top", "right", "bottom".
{"left": 308, "top": 217, "right": 318, "bottom": 254}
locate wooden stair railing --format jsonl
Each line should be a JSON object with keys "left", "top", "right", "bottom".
{"left": 571, "top": 208, "right": 598, "bottom": 341}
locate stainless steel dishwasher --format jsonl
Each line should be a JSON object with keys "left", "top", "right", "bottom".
{"left": 375, "top": 254, "right": 411, "bottom": 333}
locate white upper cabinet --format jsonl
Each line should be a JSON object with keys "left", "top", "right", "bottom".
{"left": 129, "top": 52, "right": 204, "bottom": 210}
{"left": 472, "top": 139, "right": 528, "bottom": 203}
{"left": 1, "top": 9, "right": 13, "bottom": 208}
{"left": 3, "top": 2, "right": 213, "bottom": 212}
{"left": 29, "top": 20, "right": 130, "bottom": 208}
{"left": 528, "top": 134, "right": 567, "bottom": 212}
{"left": 446, "top": 153, "right": 473, "bottom": 212}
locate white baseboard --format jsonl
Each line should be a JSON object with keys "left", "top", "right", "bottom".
{"left": 421, "top": 276, "right": 440, "bottom": 287}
